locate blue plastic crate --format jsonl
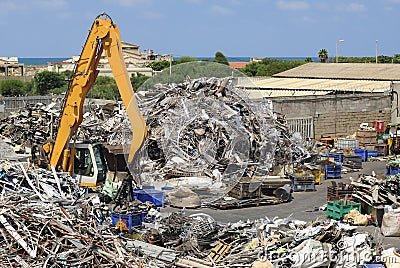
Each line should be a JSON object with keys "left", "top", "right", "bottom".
{"left": 367, "top": 150, "right": 378, "bottom": 158}
{"left": 362, "top": 265, "right": 385, "bottom": 268}
{"left": 354, "top": 148, "right": 368, "bottom": 162}
{"left": 292, "top": 182, "right": 315, "bottom": 192}
{"left": 134, "top": 189, "right": 165, "bottom": 207}
{"left": 110, "top": 212, "right": 143, "bottom": 232}
{"left": 328, "top": 153, "right": 344, "bottom": 163}
{"left": 325, "top": 164, "right": 342, "bottom": 179}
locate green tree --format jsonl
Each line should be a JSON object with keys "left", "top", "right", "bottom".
{"left": 131, "top": 73, "right": 150, "bottom": 91}
{"left": 61, "top": 70, "right": 73, "bottom": 79}
{"left": 34, "top": 71, "right": 65, "bottom": 95}
{"left": 147, "top": 60, "right": 170, "bottom": 71}
{"left": 213, "top": 51, "right": 229, "bottom": 65}
{"left": 0, "top": 79, "right": 26, "bottom": 96}
{"left": 305, "top": 57, "right": 313, "bottom": 62}
{"left": 260, "top": 58, "right": 279, "bottom": 65}
{"left": 25, "top": 81, "right": 35, "bottom": 95}
{"left": 239, "top": 59, "right": 305, "bottom": 77}
{"left": 172, "top": 56, "right": 197, "bottom": 65}
{"left": 393, "top": 54, "right": 400, "bottom": 63}
{"left": 255, "top": 64, "right": 268, "bottom": 76}
{"left": 91, "top": 76, "right": 119, "bottom": 100}
{"left": 318, "top": 49, "right": 328, "bottom": 63}
{"left": 241, "top": 62, "right": 260, "bottom": 76}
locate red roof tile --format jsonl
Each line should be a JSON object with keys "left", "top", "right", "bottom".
{"left": 229, "top": 62, "right": 250, "bottom": 69}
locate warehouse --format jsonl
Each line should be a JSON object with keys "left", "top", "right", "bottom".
{"left": 241, "top": 62, "right": 400, "bottom": 140}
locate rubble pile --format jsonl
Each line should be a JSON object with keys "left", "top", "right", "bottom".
{"left": 136, "top": 77, "right": 310, "bottom": 194}
{"left": 0, "top": 103, "right": 57, "bottom": 153}
{"left": 75, "top": 102, "right": 133, "bottom": 146}
{"left": 351, "top": 174, "right": 400, "bottom": 207}
{"left": 157, "top": 212, "right": 382, "bottom": 267}
{"left": 0, "top": 188, "right": 383, "bottom": 268}
{"left": 0, "top": 161, "right": 80, "bottom": 201}
{"left": 0, "top": 77, "right": 310, "bottom": 199}
{"left": 0, "top": 101, "right": 130, "bottom": 154}
{"left": 0, "top": 194, "right": 146, "bottom": 267}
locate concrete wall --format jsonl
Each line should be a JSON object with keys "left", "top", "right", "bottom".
{"left": 271, "top": 93, "right": 391, "bottom": 139}
{"left": 391, "top": 82, "right": 400, "bottom": 124}
{"left": 0, "top": 95, "right": 63, "bottom": 118}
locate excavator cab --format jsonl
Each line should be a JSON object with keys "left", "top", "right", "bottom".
{"left": 71, "top": 142, "right": 107, "bottom": 187}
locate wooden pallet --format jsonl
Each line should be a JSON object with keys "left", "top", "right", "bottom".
{"left": 206, "top": 241, "right": 232, "bottom": 263}
{"left": 327, "top": 182, "right": 354, "bottom": 201}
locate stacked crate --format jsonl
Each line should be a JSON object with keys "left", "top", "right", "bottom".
{"left": 290, "top": 173, "right": 316, "bottom": 192}
{"left": 356, "top": 129, "right": 377, "bottom": 150}
{"left": 326, "top": 200, "right": 361, "bottom": 220}
{"left": 294, "top": 168, "right": 324, "bottom": 185}
{"left": 327, "top": 182, "right": 354, "bottom": 201}
{"left": 337, "top": 139, "right": 359, "bottom": 150}
{"left": 325, "top": 164, "right": 342, "bottom": 179}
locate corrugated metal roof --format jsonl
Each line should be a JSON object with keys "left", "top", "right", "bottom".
{"left": 246, "top": 89, "right": 329, "bottom": 99}
{"left": 274, "top": 62, "right": 400, "bottom": 81}
{"left": 240, "top": 77, "right": 391, "bottom": 94}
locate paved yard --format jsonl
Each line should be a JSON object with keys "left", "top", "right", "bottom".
{"left": 163, "top": 159, "right": 400, "bottom": 248}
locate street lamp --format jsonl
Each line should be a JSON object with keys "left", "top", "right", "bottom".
{"left": 336, "top": 39, "right": 344, "bottom": 63}
{"left": 376, "top": 40, "right": 379, "bottom": 64}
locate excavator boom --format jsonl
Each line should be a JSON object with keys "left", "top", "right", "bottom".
{"left": 49, "top": 13, "right": 146, "bottom": 174}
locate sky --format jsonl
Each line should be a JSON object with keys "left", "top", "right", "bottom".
{"left": 1, "top": 0, "right": 400, "bottom": 58}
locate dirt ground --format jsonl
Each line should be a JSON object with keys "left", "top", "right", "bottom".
{"left": 163, "top": 159, "right": 400, "bottom": 249}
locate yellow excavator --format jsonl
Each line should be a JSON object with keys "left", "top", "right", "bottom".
{"left": 40, "top": 13, "right": 147, "bottom": 187}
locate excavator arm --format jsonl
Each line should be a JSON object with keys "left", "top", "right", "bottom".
{"left": 49, "top": 13, "right": 147, "bottom": 171}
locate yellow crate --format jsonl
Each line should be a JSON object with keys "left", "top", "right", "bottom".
{"left": 294, "top": 169, "right": 324, "bottom": 185}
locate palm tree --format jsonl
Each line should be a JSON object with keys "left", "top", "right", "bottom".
{"left": 318, "top": 49, "right": 329, "bottom": 63}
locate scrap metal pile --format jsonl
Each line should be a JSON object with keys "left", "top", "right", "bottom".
{"left": 0, "top": 103, "right": 57, "bottom": 154}
{"left": 0, "top": 160, "right": 80, "bottom": 201}
{"left": 157, "top": 212, "right": 382, "bottom": 267}
{"left": 351, "top": 174, "right": 400, "bottom": 207}
{"left": 0, "top": 77, "right": 310, "bottom": 199}
{"left": 0, "top": 160, "right": 383, "bottom": 267}
{"left": 0, "top": 191, "right": 384, "bottom": 268}
{"left": 136, "top": 77, "right": 310, "bottom": 194}
{"left": 0, "top": 101, "right": 131, "bottom": 155}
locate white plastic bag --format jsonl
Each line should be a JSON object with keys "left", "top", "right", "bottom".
{"left": 381, "top": 210, "right": 400, "bottom": 237}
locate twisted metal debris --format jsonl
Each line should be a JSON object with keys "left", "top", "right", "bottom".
{"left": 0, "top": 76, "right": 309, "bottom": 199}
{"left": 136, "top": 77, "right": 309, "bottom": 196}
{"left": 0, "top": 186, "right": 384, "bottom": 268}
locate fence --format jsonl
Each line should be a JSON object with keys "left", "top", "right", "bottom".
{"left": 0, "top": 95, "right": 64, "bottom": 118}
{"left": 286, "top": 116, "right": 314, "bottom": 139}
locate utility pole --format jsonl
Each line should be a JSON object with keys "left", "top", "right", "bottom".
{"left": 376, "top": 40, "right": 378, "bottom": 64}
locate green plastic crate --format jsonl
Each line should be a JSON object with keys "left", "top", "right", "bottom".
{"left": 326, "top": 200, "right": 361, "bottom": 220}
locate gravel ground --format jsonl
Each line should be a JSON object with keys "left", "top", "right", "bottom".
{"left": 163, "top": 158, "right": 400, "bottom": 248}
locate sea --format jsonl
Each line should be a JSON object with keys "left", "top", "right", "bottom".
{"left": 19, "top": 57, "right": 319, "bottom": 66}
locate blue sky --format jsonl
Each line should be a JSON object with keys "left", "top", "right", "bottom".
{"left": 1, "top": 0, "right": 400, "bottom": 58}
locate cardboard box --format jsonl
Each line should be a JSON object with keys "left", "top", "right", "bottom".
{"left": 357, "top": 137, "right": 377, "bottom": 144}
{"left": 364, "top": 144, "right": 377, "bottom": 151}
{"left": 356, "top": 130, "right": 377, "bottom": 138}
